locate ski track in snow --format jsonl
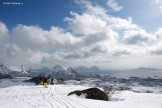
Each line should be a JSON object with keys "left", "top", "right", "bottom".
{"left": 1, "top": 84, "right": 162, "bottom": 108}
{"left": 0, "top": 85, "right": 88, "bottom": 108}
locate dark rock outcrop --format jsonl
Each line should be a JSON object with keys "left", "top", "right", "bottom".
{"left": 0, "top": 73, "right": 12, "bottom": 79}
{"left": 24, "top": 76, "right": 40, "bottom": 84}
{"left": 68, "top": 88, "right": 109, "bottom": 101}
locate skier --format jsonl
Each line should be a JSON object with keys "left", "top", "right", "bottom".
{"left": 44, "top": 77, "right": 48, "bottom": 88}
{"left": 42, "top": 75, "right": 48, "bottom": 88}
{"left": 39, "top": 75, "right": 44, "bottom": 85}
{"left": 51, "top": 78, "right": 54, "bottom": 85}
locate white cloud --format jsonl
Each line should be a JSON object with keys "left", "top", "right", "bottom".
{"left": 0, "top": 0, "right": 162, "bottom": 69}
{"left": 65, "top": 13, "right": 107, "bottom": 35}
{"left": 0, "top": 22, "right": 81, "bottom": 67}
{"left": 154, "top": 28, "right": 162, "bottom": 39}
{"left": 57, "top": 0, "right": 162, "bottom": 68}
{"left": 108, "top": 17, "right": 139, "bottom": 30}
{"left": 160, "top": 6, "right": 162, "bottom": 13}
{"left": 46, "top": 27, "right": 81, "bottom": 48}
{"left": 0, "top": 44, "right": 45, "bottom": 66}
{"left": 155, "top": 0, "right": 162, "bottom": 13}
{"left": 12, "top": 25, "right": 48, "bottom": 50}
{"left": 149, "top": 28, "right": 162, "bottom": 55}
{"left": 107, "top": 0, "right": 123, "bottom": 12}
{"left": 0, "top": 22, "right": 8, "bottom": 47}
{"left": 11, "top": 24, "right": 82, "bottom": 51}
{"left": 123, "top": 30, "right": 156, "bottom": 45}
{"left": 74, "top": 0, "right": 107, "bottom": 17}
{"left": 156, "top": 0, "right": 162, "bottom": 4}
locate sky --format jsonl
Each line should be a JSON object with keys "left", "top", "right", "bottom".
{"left": 0, "top": 0, "right": 162, "bottom": 69}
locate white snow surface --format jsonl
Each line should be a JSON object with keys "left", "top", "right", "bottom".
{"left": 0, "top": 84, "right": 162, "bottom": 108}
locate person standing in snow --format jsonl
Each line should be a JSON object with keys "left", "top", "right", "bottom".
{"left": 39, "top": 75, "right": 44, "bottom": 85}
{"left": 42, "top": 75, "right": 46, "bottom": 84}
{"left": 51, "top": 78, "right": 54, "bottom": 85}
{"left": 40, "top": 75, "right": 48, "bottom": 88}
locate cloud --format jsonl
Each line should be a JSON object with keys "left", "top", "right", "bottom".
{"left": 64, "top": 52, "right": 83, "bottom": 59}
{"left": 151, "top": 50, "right": 162, "bottom": 55}
{"left": 156, "top": 0, "right": 161, "bottom": 3}
{"left": 74, "top": 0, "right": 107, "bottom": 17}
{"left": 11, "top": 25, "right": 81, "bottom": 51}
{"left": 107, "top": 0, "right": 123, "bottom": 12}
{"left": 91, "top": 44, "right": 107, "bottom": 53}
{"left": 113, "top": 50, "right": 131, "bottom": 56}
{"left": 155, "top": 0, "right": 162, "bottom": 13}
{"left": 65, "top": 13, "right": 107, "bottom": 35}
{"left": 65, "top": 10, "right": 119, "bottom": 51}
{"left": 0, "top": 22, "right": 81, "bottom": 66}
{"left": 123, "top": 30, "right": 156, "bottom": 45}
{"left": 108, "top": 17, "right": 139, "bottom": 30}
{"left": 46, "top": 27, "right": 81, "bottom": 50}
{"left": 156, "top": 0, "right": 162, "bottom": 4}
{"left": 0, "top": 44, "right": 45, "bottom": 66}
{"left": 12, "top": 25, "right": 48, "bottom": 50}
{"left": 83, "top": 30, "right": 116, "bottom": 46}
{"left": 149, "top": 28, "right": 162, "bottom": 55}
{"left": 160, "top": 6, "right": 162, "bottom": 13}
{"left": 94, "top": 60, "right": 111, "bottom": 64}
{"left": 0, "top": 0, "right": 162, "bottom": 69}
{"left": 154, "top": 28, "right": 162, "bottom": 40}
{"left": 0, "top": 22, "right": 8, "bottom": 47}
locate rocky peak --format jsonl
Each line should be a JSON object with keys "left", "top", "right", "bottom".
{"left": 54, "top": 65, "right": 65, "bottom": 72}
{"left": 67, "top": 67, "right": 80, "bottom": 77}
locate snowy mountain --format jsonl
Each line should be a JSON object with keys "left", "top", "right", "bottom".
{"left": 28, "top": 66, "right": 53, "bottom": 76}
{"left": 0, "top": 64, "right": 29, "bottom": 77}
{"left": 54, "top": 65, "right": 65, "bottom": 72}
{"left": 51, "top": 65, "right": 81, "bottom": 80}
{"left": 28, "top": 65, "right": 82, "bottom": 80}
{"left": 74, "top": 65, "right": 101, "bottom": 73}
{"left": 67, "top": 67, "right": 81, "bottom": 77}
{"left": 135, "top": 67, "right": 161, "bottom": 70}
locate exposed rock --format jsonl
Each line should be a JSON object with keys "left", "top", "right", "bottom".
{"left": 68, "top": 88, "right": 109, "bottom": 101}
{"left": 24, "top": 76, "right": 40, "bottom": 84}
{"left": 0, "top": 73, "right": 12, "bottom": 79}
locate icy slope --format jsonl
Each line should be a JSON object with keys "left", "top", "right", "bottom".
{"left": 0, "top": 84, "right": 162, "bottom": 108}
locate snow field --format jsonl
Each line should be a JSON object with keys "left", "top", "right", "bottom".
{"left": 0, "top": 84, "right": 162, "bottom": 108}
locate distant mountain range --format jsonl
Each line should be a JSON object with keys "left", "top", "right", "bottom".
{"left": 74, "top": 66, "right": 101, "bottom": 73}
{"left": 0, "top": 64, "right": 29, "bottom": 78}
{"left": 1, "top": 64, "right": 162, "bottom": 81}
{"left": 28, "top": 65, "right": 84, "bottom": 80}
{"left": 135, "top": 67, "right": 161, "bottom": 70}
{"left": 0, "top": 64, "right": 103, "bottom": 80}
{"left": 0, "top": 64, "right": 73, "bottom": 80}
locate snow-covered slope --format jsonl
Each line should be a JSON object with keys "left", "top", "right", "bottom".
{"left": 0, "top": 84, "right": 162, "bottom": 108}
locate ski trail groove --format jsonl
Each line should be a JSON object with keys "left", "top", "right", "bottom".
{"left": 50, "top": 86, "right": 77, "bottom": 108}
{"left": 51, "top": 86, "right": 88, "bottom": 108}
{"left": 61, "top": 95, "right": 88, "bottom": 108}
{"left": 39, "top": 88, "right": 54, "bottom": 108}
{"left": 0, "top": 85, "right": 91, "bottom": 108}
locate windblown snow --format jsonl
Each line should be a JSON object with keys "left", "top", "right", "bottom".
{"left": 0, "top": 83, "right": 162, "bottom": 108}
